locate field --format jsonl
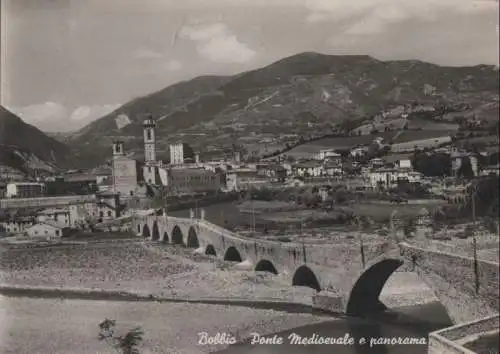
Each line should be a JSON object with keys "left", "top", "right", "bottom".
{"left": 284, "top": 130, "right": 455, "bottom": 158}
{"left": 338, "top": 202, "right": 443, "bottom": 222}
{"left": 391, "top": 130, "right": 455, "bottom": 143}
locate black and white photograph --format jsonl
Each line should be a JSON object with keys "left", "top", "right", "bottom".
{"left": 0, "top": 0, "right": 499, "bottom": 353}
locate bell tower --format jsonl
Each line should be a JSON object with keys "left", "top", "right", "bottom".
{"left": 143, "top": 116, "right": 157, "bottom": 163}
{"left": 112, "top": 140, "right": 124, "bottom": 157}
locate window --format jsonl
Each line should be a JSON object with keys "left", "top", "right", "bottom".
{"left": 56, "top": 230, "right": 60, "bottom": 236}
{"left": 130, "top": 191, "right": 134, "bottom": 196}
{"left": 99, "top": 211, "right": 104, "bottom": 218}
{"left": 107, "top": 211, "right": 112, "bottom": 217}
{"left": 146, "top": 130, "right": 152, "bottom": 140}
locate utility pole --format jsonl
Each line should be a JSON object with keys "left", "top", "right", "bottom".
{"left": 252, "top": 198, "right": 256, "bottom": 235}
{"left": 471, "top": 183, "right": 480, "bottom": 293}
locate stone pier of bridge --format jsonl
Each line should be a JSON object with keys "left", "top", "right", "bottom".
{"left": 133, "top": 213, "right": 499, "bottom": 325}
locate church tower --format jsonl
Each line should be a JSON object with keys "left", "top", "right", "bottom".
{"left": 143, "top": 116, "right": 157, "bottom": 163}
{"left": 142, "top": 115, "right": 158, "bottom": 185}
{"left": 112, "top": 140, "right": 124, "bottom": 157}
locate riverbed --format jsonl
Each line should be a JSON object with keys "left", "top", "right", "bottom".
{"left": 0, "top": 294, "right": 452, "bottom": 354}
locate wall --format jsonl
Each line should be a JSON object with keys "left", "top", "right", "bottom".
{"left": 428, "top": 314, "right": 499, "bottom": 354}
{"left": 399, "top": 243, "right": 499, "bottom": 323}
{"left": 0, "top": 195, "right": 95, "bottom": 209}
{"left": 112, "top": 156, "right": 138, "bottom": 196}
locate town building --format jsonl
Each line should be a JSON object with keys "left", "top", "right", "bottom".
{"left": 292, "top": 161, "right": 325, "bottom": 177}
{"left": 166, "top": 168, "right": 221, "bottom": 195}
{"left": 395, "top": 159, "right": 412, "bottom": 169}
{"left": 24, "top": 221, "right": 69, "bottom": 240}
{"left": 313, "top": 149, "right": 341, "bottom": 161}
{"left": 142, "top": 117, "right": 164, "bottom": 185}
{"left": 480, "top": 164, "right": 500, "bottom": 176}
{"left": 36, "top": 208, "right": 71, "bottom": 227}
{"left": 169, "top": 142, "right": 195, "bottom": 166}
{"left": 5, "top": 182, "right": 45, "bottom": 198}
{"left": 225, "top": 168, "right": 269, "bottom": 191}
{"left": 111, "top": 140, "right": 141, "bottom": 196}
{"left": 451, "top": 152, "right": 479, "bottom": 177}
{"left": 350, "top": 146, "right": 369, "bottom": 158}
{"left": 368, "top": 158, "right": 385, "bottom": 169}
{"left": 0, "top": 164, "right": 25, "bottom": 181}
{"left": 68, "top": 191, "right": 121, "bottom": 227}
{"left": 324, "top": 161, "right": 343, "bottom": 176}
{"left": 0, "top": 216, "right": 35, "bottom": 235}
{"left": 367, "top": 168, "right": 423, "bottom": 189}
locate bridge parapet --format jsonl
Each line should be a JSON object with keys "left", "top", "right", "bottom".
{"left": 134, "top": 215, "right": 500, "bottom": 324}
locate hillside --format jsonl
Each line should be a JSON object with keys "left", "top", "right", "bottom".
{"left": 71, "top": 52, "right": 499, "bottom": 167}
{"left": 0, "top": 106, "right": 71, "bottom": 174}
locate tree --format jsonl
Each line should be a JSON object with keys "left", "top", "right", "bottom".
{"left": 457, "top": 157, "right": 475, "bottom": 180}
{"left": 98, "top": 319, "right": 144, "bottom": 354}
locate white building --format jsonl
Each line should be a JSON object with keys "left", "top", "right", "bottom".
{"left": 6, "top": 182, "right": 45, "bottom": 198}
{"left": 395, "top": 159, "right": 412, "bottom": 169}
{"left": 313, "top": 149, "right": 340, "bottom": 161}
{"left": 170, "top": 143, "right": 185, "bottom": 165}
{"left": 24, "top": 221, "right": 66, "bottom": 240}
{"left": 293, "top": 161, "right": 324, "bottom": 177}
{"left": 367, "top": 168, "right": 422, "bottom": 189}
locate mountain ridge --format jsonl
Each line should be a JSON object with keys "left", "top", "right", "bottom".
{"left": 0, "top": 106, "right": 71, "bottom": 174}
{"left": 62, "top": 52, "right": 499, "bottom": 167}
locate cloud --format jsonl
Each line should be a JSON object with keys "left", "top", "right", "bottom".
{"left": 10, "top": 102, "right": 68, "bottom": 127}
{"left": 304, "top": 0, "right": 498, "bottom": 27}
{"left": 135, "top": 48, "right": 163, "bottom": 59}
{"left": 8, "top": 102, "right": 119, "bottom": 132}
{"left": 70, "top": 104, "right": 119, "bottom": 123}
{"left": 179, "top": 22, "right": 256, "bottom": 63}
{"left": 164, "top": 59, "right": 183, "bottom": 71}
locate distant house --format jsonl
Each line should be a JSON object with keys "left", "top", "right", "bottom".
{"left": 369, "top": 158, "right": 385, "bottom": 169}
{"left": 292, "top": 161, "right": 324, "bottom": 177}
{"left": 395, "top": 159, "right": 412, "bottom": 169}
{"left": 313, "top": 149, "right": 341, "bottom": 161}
{"left": 480, "top": 164, "right": 499, "bottom": 176}
{"left": 366, "top": 168, "right": 422, "bottom": 189}
{"left": 36, "top": 208, "right": 71, "bottom": 227}
{"left": 351, "top": 146, "right": 369, "bottom": 157}
{"left": 24, "top": 221, "right": 69, "bottom": 240}
{"left": 0, "top": 216, "right": 35, "bottom": 235}
{"left": 324, "top": 162, "right": 343, "bottom": 176}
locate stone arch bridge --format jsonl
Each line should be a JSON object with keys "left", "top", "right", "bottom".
{"left": 133, "top": 214, "right": 499, "bottom": 324}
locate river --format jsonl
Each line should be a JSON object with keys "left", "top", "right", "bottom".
{"left": 0, "top": 293, "right": 451, "bottom": 354}
{"left": 217, "top": 302, "right": 452, "bottom": 354}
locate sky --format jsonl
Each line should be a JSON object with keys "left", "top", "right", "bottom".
{"left": 1, "top": 0, "right": 499, "bottom": 132}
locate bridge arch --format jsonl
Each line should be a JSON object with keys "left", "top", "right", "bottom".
{"left": 152, "top": 221, "right": 160, "bottom": 241}
{"left": 171, "top": 225, "right": 184, "bottom": 245}
{"left": 141, "top": 224, "right": 151, "bottom": 238}
{"left": 187, "top": 226, "right": 200, "bottom": 248}
{"left": 205, "top": 245, "right": 217, "bottom": 256}
{"left": 346, "top": 258, "right": 404, "bottom": 316}
{"left": 224, "top": 246, "right": 243, "bottom": 262}
{"left": 255, "top": 260, "right": 278, "bottom": 275}
{"left": 162, "top": 231, "right": 169, "bottom": 243}
{"left": 292, "top": 265, "right": 321, "bottom": 292}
